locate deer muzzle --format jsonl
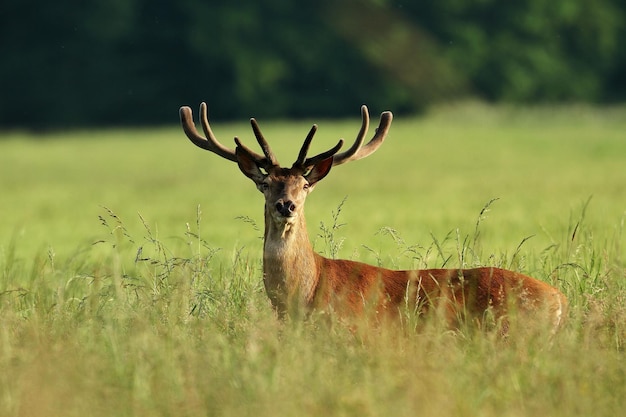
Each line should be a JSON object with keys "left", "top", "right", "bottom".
{"left": 275, "top": 200, "right": 296, "bottom": 217}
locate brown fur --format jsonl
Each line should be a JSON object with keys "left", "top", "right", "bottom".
{"left": 314, "top": 257, "right": 567, "bottom": 330}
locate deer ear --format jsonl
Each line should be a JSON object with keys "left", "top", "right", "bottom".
{"left": 305, "top": 156, "right": 333, "bottom": 186}
{"left": 236, "top": 147, "right": 266, "bottom": 184}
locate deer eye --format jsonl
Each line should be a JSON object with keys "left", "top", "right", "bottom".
{"left": 303, "top": 183, "right": 310, "bottom": 191}
{"left": 260, "top": 183, "right": 269, "bottom": 191}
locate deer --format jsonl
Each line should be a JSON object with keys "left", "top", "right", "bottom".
{"left": 179, "top": 102, "right": 568, "bottom": 333}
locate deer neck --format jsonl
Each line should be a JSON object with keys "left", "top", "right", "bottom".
{"left": 262, "top": 206, "right": 319, "bottom": 313}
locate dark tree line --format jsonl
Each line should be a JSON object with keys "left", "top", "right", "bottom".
{"left": 1, "top": 0, "right": 624, "bottom": 129}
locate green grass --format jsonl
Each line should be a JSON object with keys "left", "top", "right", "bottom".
{"left": 1, "top": 102, "right": 625, "bottom": 416}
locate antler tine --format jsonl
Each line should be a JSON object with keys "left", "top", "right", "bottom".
{"left": 302, "top": 139, "right": 344, "bottom": 168}
{"left": 250, "top": 118, "right": 279, "bottom": 166}
{"left": 334, "top": 105, "right": 369, "bottom": 164}
{"left": 331, "top": 105, "right": 393, "bottom": 166}
{"left": 179, "top": 102, "right": 238, "bottom": 162}
{"left": 295, "top": 125, "right": 318, "bottom": 166}
{"left": 233, "top": 136, "right": 273, "bottom": 168}
{"left": 293, "top": 123, "right": 344, "bottom": 169}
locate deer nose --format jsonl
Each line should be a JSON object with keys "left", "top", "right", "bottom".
{"left": 275, "top": 200, "right": 296, "bottom": 217}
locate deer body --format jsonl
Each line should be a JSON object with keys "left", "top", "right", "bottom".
{"left": 180, "top": 103, "right": 567, "bottom": 331}
{"left": 260, "top": 186, "right": 566, "bottom": 328}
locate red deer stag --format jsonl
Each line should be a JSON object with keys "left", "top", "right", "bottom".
{"left": 179, "top": 102, "right": 567, "bottom": 332}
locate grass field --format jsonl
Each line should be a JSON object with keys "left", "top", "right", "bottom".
{"left": 1, "top": 102, "right": 625, "bottom": 416}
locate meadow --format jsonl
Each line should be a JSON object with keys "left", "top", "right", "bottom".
{"left": 1, "top": 102, "right": 625, "bottom": 416}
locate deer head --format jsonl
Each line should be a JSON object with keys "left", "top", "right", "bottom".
{"left": 179, "top": 103, "right": 393, "bottom": 233}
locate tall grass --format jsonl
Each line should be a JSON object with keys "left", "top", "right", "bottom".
{"left": 1, "top": 200, "right": 624, "bottom": 417}
{"left": 1, "top": 103, "right": 625, "bottom": 416}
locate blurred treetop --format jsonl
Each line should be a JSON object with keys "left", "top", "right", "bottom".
{"left": 1, "top": 0, "right": 624, "bottom": 129}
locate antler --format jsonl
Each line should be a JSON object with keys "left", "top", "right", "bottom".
{"left": 181, "top": 103, "right": 392, "bottom": 171}
{"left": 179, "top": 102, "right": 276, "bottom": 168}
{"left": 179, "top": 102, "right": 237, "bottom": 161}
{"left": 248, "top": 118, "right": 279, "bottom": 167}
{"left": 294, "top": 125, "right": 344, "bottom": 168}
{"left": 332, "top": 105, "right": 393, "bottom": 166}
{"left": 296, "top": 105, "right": 393, "bottom": 168}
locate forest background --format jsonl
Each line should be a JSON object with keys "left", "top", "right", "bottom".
{"left": 1, "top": 0, "right": 625, "bottom": 129}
